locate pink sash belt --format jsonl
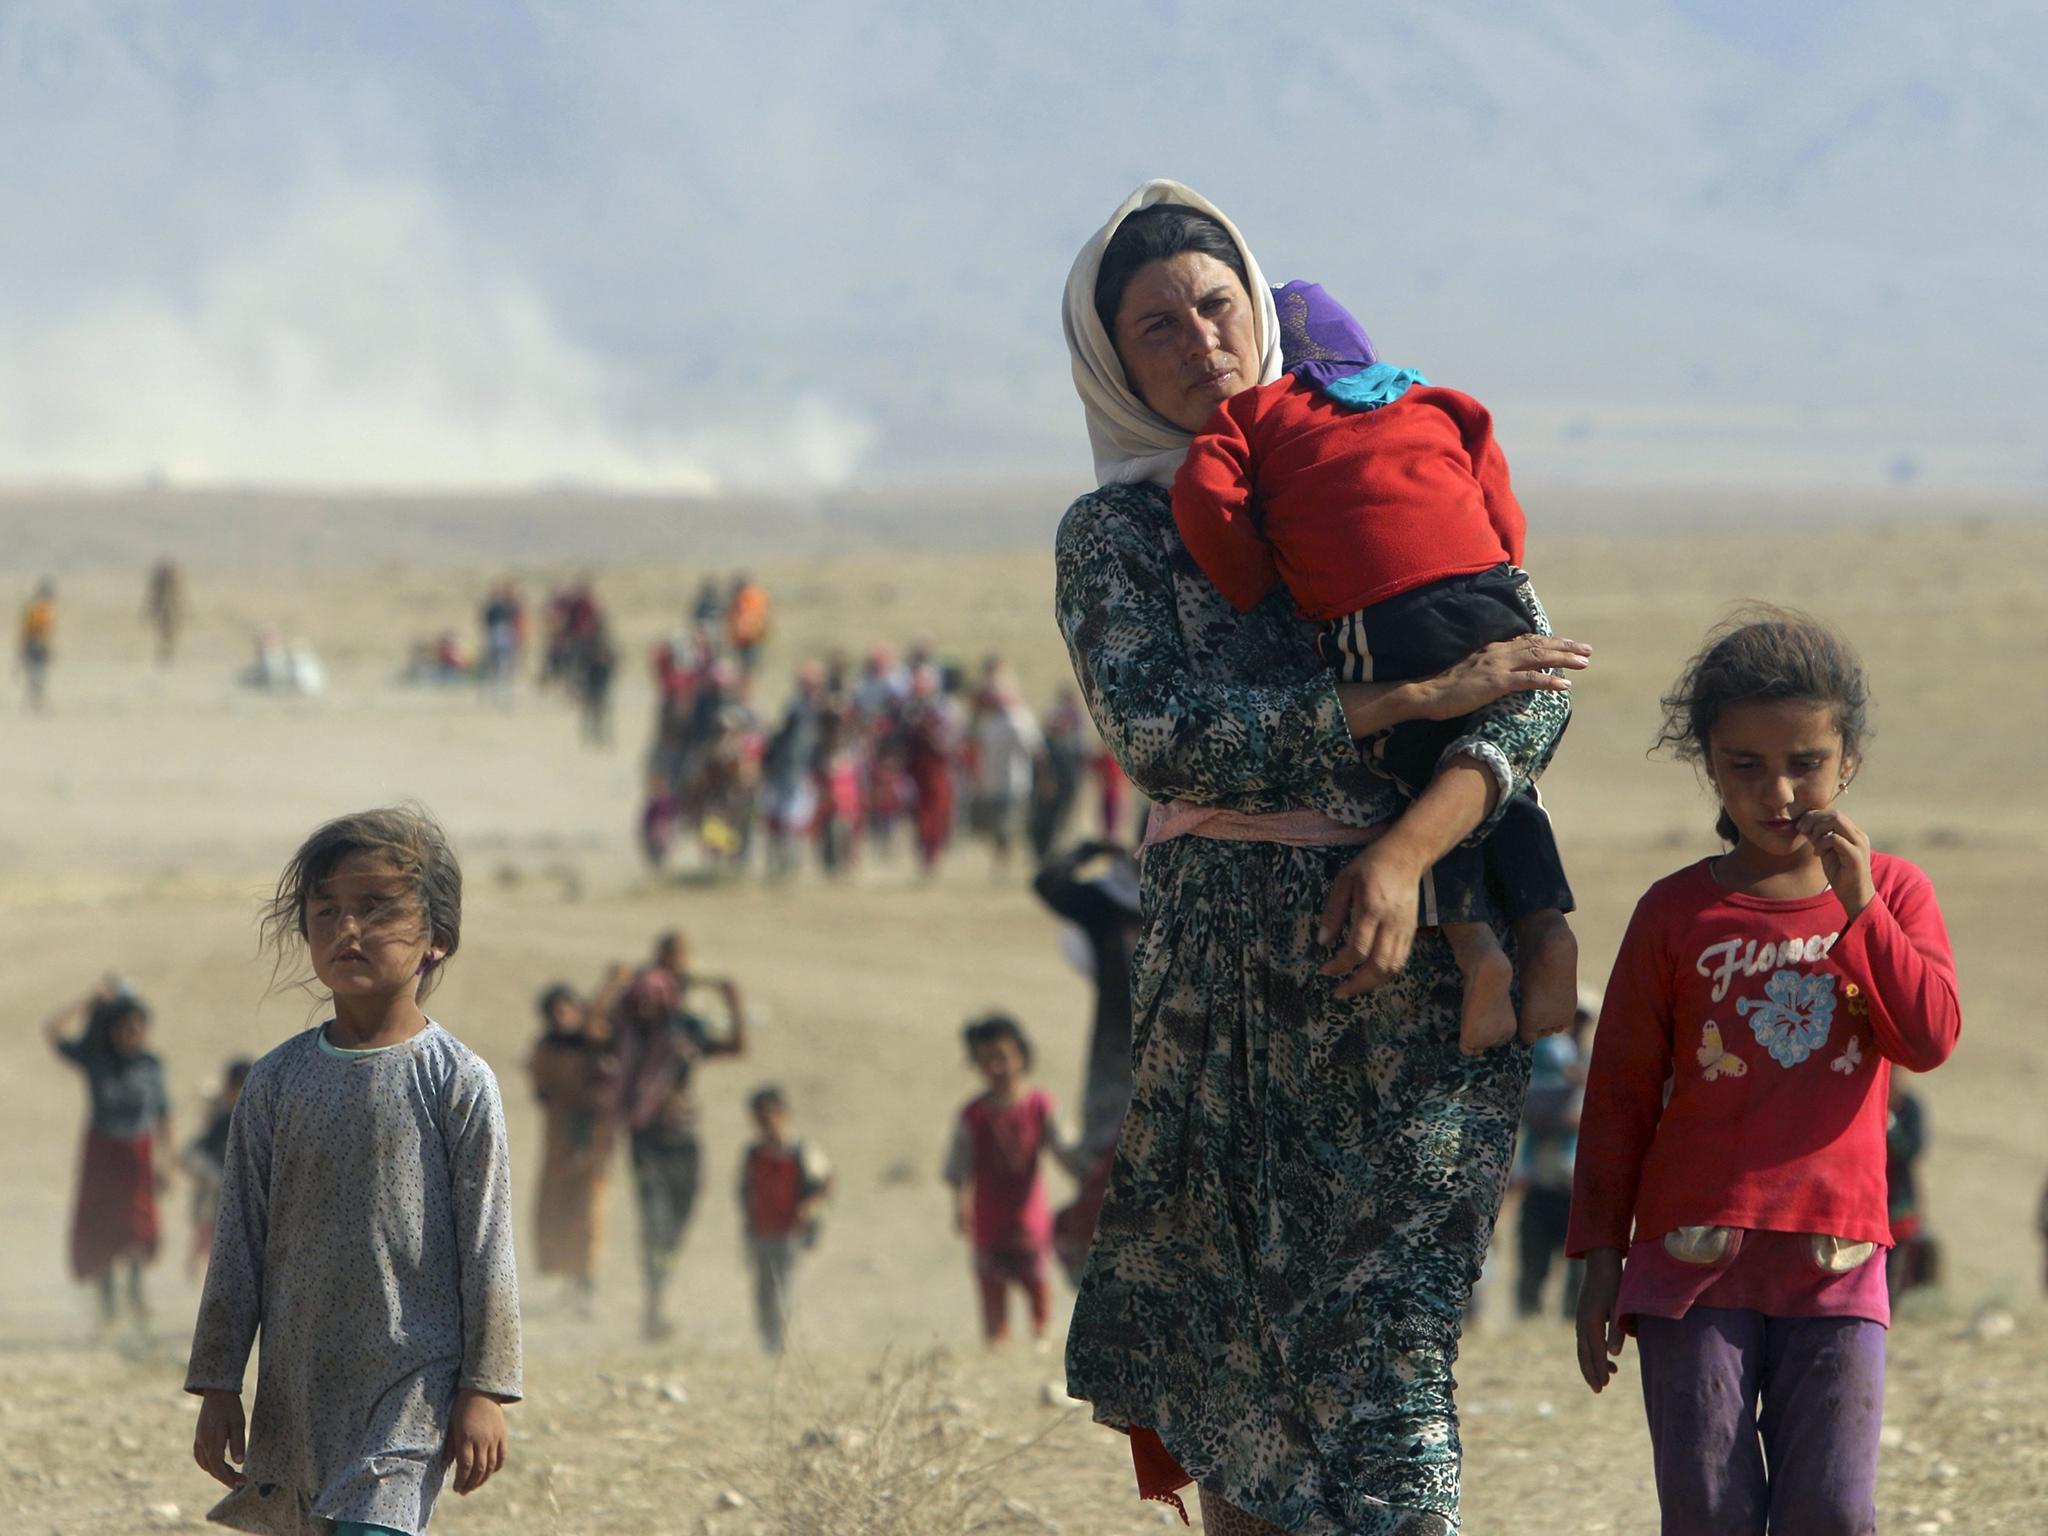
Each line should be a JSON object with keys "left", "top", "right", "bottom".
{"left": 1142, "top": 800, "right": 1386, "bottom": 850}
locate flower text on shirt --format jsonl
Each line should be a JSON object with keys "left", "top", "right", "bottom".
{"left": 1694, "top": 931, "right": 1840, "bottom": 1003}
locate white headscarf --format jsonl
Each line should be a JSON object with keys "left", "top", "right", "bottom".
{"left": 1062, "top": 179, "right": 1283, "bottom": 489}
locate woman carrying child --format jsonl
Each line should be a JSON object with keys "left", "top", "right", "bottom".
{"left": 1569, "top": 611, "right": 1960, "bottom": 1535}
{"left": 528, "top": 968, "right": 626, "bottom": 1313}
{"left": 1056, "top": 181, "right": 1588, "bottom": 1533}
{"left": 46, "top": 978, "right": 171, "bottom": 1329}
{"left": 187, "top": 806, "right": 522, "bottom": 1536}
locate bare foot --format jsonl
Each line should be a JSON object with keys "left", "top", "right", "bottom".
{"left": 1445, "top": 923, "right": 1517, "bottom": 1055}
{"left": 1514, "top": 910, "right": 1580, "bottom": 1044}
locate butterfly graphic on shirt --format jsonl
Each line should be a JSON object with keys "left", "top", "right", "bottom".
{"left": 1831, "top": 1035, "right": 1864, "bottom": 1075}
{"left": 1697, "top": 1020, "right": 1748, "bottom": 1082}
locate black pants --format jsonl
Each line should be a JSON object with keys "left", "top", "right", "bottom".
{"left": 630, "top": 1129, "right": 701, "bottom": 1288}
{"left": 1322, "top": 564, "right": 1574, "bottom": 924}
{"left": 1516, "top": 1186, "right": 1582, "bottom": 1318}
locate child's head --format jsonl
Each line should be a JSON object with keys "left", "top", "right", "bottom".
{"left": 262, "top": 805, "right": 463, "bottom": 1002}
{"left": 221, "top": 1057, "right": 252, "bottom": 1106}
{"left": 537, "top": 983, "right": 583, "bottom": 1033}
{"left": 962, "top": 1013, "right": 1033, "bottom": 1090}
{"left": 89, "top": 993, "right": 150, "bottom": 1058}
{"left": 653, "top": 929, "right": 687, "bottom": 975}
{"left": 1656, "top": 607, "right": 1870, "bottom": 850}
{"left": 749, "top": 1084, "right": 791, "bottom": 1141}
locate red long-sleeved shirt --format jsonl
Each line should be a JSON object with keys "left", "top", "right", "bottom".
{"left": 1171, "top": 376, "right": 1524, "bottom": 620}
{"left": 1568, "top": 854, "right": 1960, "bottom": 1256}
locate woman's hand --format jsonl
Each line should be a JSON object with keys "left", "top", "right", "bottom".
{"left": 1575, "top": 1249, "right": 1626, "bottom": 1393}
{"left": 1341, "top": 634, "right": 1591, "bottom": 734}
{"left": 1798, "top": 805, "right": 1875, "bottom": 918}
{"left": 192, "top": 1389, "right": 248, "bottom": 1489}
{"left": 1316, "top": 839, "right": 1428, "bottom": 998}
{"left": 443, "top": 1391, "right": 509, "bottom": 1495}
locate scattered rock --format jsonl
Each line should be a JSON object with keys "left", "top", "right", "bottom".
{"left": 660, "top": 1381, "right": 689, "bottom": 1405}
{"left": 1879, "top": 1425, "right": 1906, "bottom": 1450}
{"left": 1001, "top": 1497, "right": 1060, "bottom": 1532}
{"left": 1039, "top": 1381, "right": 1066, "bottom": 1408}
{"left": 144, "top": 1504, "right": 181, "bottom": 1527}
{"left": 1965, "top": 1307, "right": 2016, "bottom": 1342}
{"left": 1931, "top": 1459, "right": 1958, "bottom": 1482}
{"left": 716, "top": 1489, "right": 747, "bottom": 1510}
{"left": 1534, "top": 1400, "right": 1555, "bottom": 1418}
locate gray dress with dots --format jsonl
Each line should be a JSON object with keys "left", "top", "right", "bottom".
{"left": 185, "top": 1023, "right": 524, "bottom": 1535}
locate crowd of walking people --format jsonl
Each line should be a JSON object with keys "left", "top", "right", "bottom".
{"left": 641, "top": 627, "right": 1133, "bottom": 881}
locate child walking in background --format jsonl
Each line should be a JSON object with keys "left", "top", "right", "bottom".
{"left": 183, "top": 1058, "right": 252, "bottom": 1279}
{"left": 45, "top": 978, "right": 171, "bottom": 1329}
{"left": 944, "top": 1014, "right": 1077, "bottom": 1348}
{"left": 1569, "top": 610, "right": 1961, "bottom": 1535}
{"left": 737, "top": 1085, "right": 832, "bottom": 1354}
{"left": 187, "top": 807, "right": 522, "bottom": 1536}
{"left": 1172, "top": 282, "right": 1579, "bottom": 1053}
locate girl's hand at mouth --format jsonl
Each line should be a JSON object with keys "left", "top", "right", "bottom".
{"left": 1797, "top": 806, "right": 1874, "bottom": 918}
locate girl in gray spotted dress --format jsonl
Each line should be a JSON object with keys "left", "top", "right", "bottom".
{"left": 186, "top": 807, "right": 522, "bottom": 1536}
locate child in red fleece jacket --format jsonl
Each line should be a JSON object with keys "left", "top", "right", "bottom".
{"left": 1173, "top": 281, "right": 1576, "bottom": 1054}
{"left": 1568, "top": 609, "right": 1959, "bottom": 1536}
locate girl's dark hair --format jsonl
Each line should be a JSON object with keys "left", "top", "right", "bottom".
{"left": 537, "top": 983, "right": 578, "bottom": 1024}
{"left": 82, "top": 993, "right": 148, "bottom": 1058}
{"left": 749, "top": 1084, "right": 788, "bottom": 1118}
{"left": 962, "top": 1012, "right": 1033, "bottom": 1070}
{"left": 1654, "top": 606, "right": 1871, "bottom": 844}
{"left": 1094, "top": 203, "right": 1251, "bottom": 337}
{"left": 261, "top": 804, "right": 463, "bottom": 999}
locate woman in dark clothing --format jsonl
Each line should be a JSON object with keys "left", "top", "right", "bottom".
{"left": 1034, "top": 840, "right": 1144, "bottom": 1281}
{"left": 45, "top": 980, "right": 172, "bottom": 1328}
{"left": 1056, "top": 181, "right": 1588, "bottom": 1533}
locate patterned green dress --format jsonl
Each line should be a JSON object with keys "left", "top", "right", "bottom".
{"left": 1055, "top": 481, "right": 1570, "bottom": 1534}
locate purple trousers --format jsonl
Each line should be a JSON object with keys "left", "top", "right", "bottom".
{"left": 1636, "top": 1307, "right": 1883, "bottom": 1536}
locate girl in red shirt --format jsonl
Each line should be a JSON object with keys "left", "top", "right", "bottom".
{"left": 944, "top": 1014, "right": 1079, "bottom": 1347}
{"left": 1568, "top": 609, "right": 1960, "bottom": 1536}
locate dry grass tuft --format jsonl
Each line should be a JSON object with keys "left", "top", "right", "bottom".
{"left": 745, "top": 1349, "right": 1071, "bottom": 1536}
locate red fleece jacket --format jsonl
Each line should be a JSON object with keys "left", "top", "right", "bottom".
{"left": 1171, "top": 376, "right": 1523, "bottom": 620}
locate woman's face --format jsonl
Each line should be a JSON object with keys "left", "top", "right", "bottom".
{"left": 1112, "top": 252, "right": 1259, "bottom": 433}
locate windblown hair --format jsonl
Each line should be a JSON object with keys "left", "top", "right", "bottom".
{"left": 1093, "top": 202, "right": 1251, "bottom": 338}
{"left": 962, "top": 1012, "right": 1033, "bottom": 1071}
{"left": 1654, "top": 606, "right": 1871, "bottom": 844}
{"left": 260, "top": 804, "right": 463, "bottom": 999}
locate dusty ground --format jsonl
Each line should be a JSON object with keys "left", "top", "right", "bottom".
{"left": 2, "top": 493, "right": 2043, "bottom": 1533}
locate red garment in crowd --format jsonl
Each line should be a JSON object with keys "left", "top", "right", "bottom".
{"left": 743, "top": 1142, "right": 807, "bottom": 1239}
{"left": 957, "top": 1089, "right": 1056, "bottom": 1255}
{"left": 71, "top": 1128, "right": 160, "bottom": 1279}
{"left": 1094, "top": 750, "right": 1128, "bottom": 840}
{"left": 1172, "top": 377, "right": 1523, "bottom": 620}
{"left": 1568, "top": 854, "right": 1960, "bottom": 1258}
{"left": 907, "top": 716, "right": 956, "bottom": 867}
